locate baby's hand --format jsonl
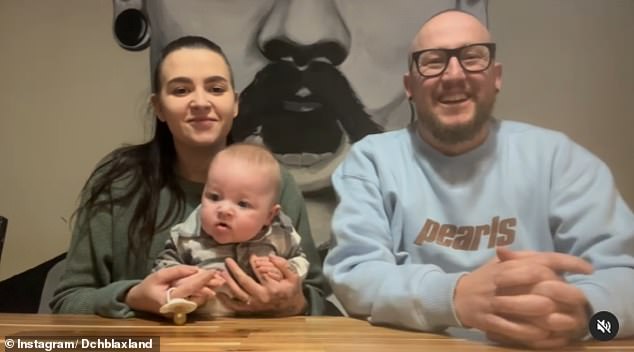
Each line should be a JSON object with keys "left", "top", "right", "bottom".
{"left": 208, "top": 270, "right": 226, "bottom": 290}
{"left": 251, "top": 255, "right": 283, "bottom": 281}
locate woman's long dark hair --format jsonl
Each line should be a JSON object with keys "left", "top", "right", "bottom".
{"left": 75, "top": 36, "right": 235, "bottom": 257}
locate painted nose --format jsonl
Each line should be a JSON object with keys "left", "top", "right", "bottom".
{"left": 258, "top": 0, "right": 350, "bottom": 66}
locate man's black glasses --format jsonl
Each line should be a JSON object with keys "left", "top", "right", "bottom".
{"left": 410, "top": 43, "right": 496, "bottom": 78}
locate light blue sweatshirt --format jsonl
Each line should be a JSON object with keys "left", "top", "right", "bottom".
{"left": 324, "top": 120, "right": 634, "bottom": 338}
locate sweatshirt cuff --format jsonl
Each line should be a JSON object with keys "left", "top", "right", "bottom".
{"left": 575, "top": 282, "right": 605, "bottom": 341}
{"left": 94, "top": 280, "right": 141, "bottom": 318}
{"left": 450, "top": 273, "right": 468, "bottom": 328}
{"left": 417, "top": 271, "right": 466, "bottom": 329}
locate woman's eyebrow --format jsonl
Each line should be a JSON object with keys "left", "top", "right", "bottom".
{"left": 205, "top": 76, "right": 229, "bottom": 84}
{"left": 165, "top": 76, "right": 192, "bottom": 85}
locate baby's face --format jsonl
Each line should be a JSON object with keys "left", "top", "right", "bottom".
{"left": 200, "top": 155, "right": 278, "bottom": 244}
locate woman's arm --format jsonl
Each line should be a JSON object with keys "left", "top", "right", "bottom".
{"left": 277, "top": 167, "right": 332, "bottom": 315}
{"left": 50, "top": 201, "right": 141, "bottom": 317}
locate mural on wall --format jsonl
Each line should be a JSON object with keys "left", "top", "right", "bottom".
{"left": 112, "top": 0, "right": 489, "bottom": 246}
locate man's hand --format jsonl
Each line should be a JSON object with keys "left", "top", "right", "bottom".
{"left": 486, "top": 248, "right": 592, "bottom": 348}
{"left": 454, "top": 247, "right": 592, "bottom": 348}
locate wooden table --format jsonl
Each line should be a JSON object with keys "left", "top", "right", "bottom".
{"left": 0, "top": 314, "right": 632, "bottom": 351}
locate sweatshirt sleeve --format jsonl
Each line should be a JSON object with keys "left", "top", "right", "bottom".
{"left": 324, "top": 143, "right": 463, "bottom": 331}
{"left": 549, "top": 137, "right": 634, "bottom": 339}
{"left": 49, "top": 201, "right": 139, "bottom": 318}
{"left": 286, "top": 226, "right": 310, "bottom": 280}
{"left": 278, "top": 167, "right": 332, "bottom": 315}
{"left": 152, "top": 232, "right": 185, "bottom": 272}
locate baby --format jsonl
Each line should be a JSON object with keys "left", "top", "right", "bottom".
{"left": 153, "top": 143, "right": 308, "bottom": 320}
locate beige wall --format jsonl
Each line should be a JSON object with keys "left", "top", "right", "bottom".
{"left": 0, "top": 0, "right": 149, "bottom": 279}
{"left": 490, "top": 0, "right": 634, "bottom": 209}
{"left": 0, "top": 0, "right": 632, "bottom": 280}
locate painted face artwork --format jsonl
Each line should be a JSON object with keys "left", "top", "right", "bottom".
{"left": 112, "top": 0, "right": 488, "bottom": 245}
{"left": 113, "top": 0, "right": 488, "bottom": 192}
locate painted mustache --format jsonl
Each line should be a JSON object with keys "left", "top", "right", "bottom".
{"left": 231, "top": 61, "right": 382, "bottom": 155}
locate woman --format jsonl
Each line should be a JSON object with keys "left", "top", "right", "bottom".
{"left": 51, "top": 36, "right": 330, "bottom": 317}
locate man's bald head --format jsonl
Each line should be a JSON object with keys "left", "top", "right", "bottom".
{"left": 403, "top": 9, "right": 501, "bottom": 155}
{"left": 410, "top": 10, "right": 492, "bottom": 53}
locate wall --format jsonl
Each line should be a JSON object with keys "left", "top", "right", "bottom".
{"left": 0, "top": 0, "right": 148, "bottom": 279}
{"left": 0, "top": 0, "right": 632, "bottom": 279}
{"left": 490, "top": 0, "right": 634, "bottom": 204}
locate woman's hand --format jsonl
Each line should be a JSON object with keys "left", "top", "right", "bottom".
{"left": 124, "top": 265, "right": 218, "bottom": 314}
{"left": 172, "top": 269, "right": 226, "bottom": 304}
{"left": 217, "top": 255, "right": 307, "bottom": 316}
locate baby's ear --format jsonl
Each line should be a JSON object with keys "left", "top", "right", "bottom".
{"left": 268, "top": 204, "right": 281, "bottom": 224}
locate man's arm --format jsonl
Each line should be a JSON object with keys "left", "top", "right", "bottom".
{"left": 324, "top": 147, "right": 464, "bottom": 331}
{"left": 549, "top": 138, "right": 634, "bottom": 339}
{"left": 480, "top": 137, "right": 634, "bottom": 346}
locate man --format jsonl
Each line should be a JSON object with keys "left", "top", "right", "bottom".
{"left": 112, "top": 0, "right": 488, "bottom": 245}
{"left": 324, "top": 10, "right": 634, "bottom": 348}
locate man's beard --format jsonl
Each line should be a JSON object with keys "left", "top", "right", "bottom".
{"left": 418, "top": 97, "right": 495, "bottom": 145}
